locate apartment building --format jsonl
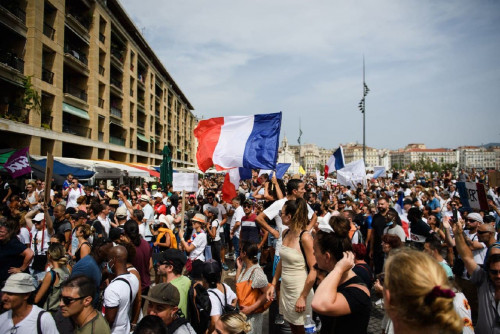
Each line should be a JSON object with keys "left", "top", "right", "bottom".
{"left": 390, "top": 145, "right": 458, "bottom": 168}
{"left": 0, "top": 0, "right": 196, "bottom": 167}
{"left": 342, "top": 143, "right": 379, "bottom": 168}
{"left": 457, "top": 146, "right": 496, "bottom": 170}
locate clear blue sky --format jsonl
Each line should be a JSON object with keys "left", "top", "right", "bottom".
{"left": 120, "top": 0, "right": 500, "bottom": 150}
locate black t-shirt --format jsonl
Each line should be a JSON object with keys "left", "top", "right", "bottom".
{"left": 53, "top": 218, "right": 72, "bottom": 235}
{"left": 371, "top": 214, "right": 386, "bottom": 254}
{"left": 0, "top": 237, "right": 26, "bottom": 282}
{"left": 334, "top": 275, "right": 371, "bottom": 334}
{"left": 353, "top": 263, "right": 373, "bottom": 289}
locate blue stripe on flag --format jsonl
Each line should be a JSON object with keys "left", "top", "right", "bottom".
{"left": 276, "top": 163, "right": 291, "bottom": 179}
{"left": 242, "top": 112, "right": 282, "bottom": 170}
{"left": 333, "top": 147, "right": 345, "bottom": 170}
{"left": 456, "top": 182, "right": 470, "bottom": 209}
{"left": 238, "top": 167, "right": 253, "bottom": 180}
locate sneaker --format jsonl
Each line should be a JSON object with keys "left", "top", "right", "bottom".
{"left": 225, "top": 252, "right": 234, "bottom": 259}
{"left": 227, "top": 269, "right": 237, "bottom": 277}
{"left": 274, "top": 313, "right": 285, "bottom": 325}
{"left": 222, "top": 263, "right": 229, "bottom": 271}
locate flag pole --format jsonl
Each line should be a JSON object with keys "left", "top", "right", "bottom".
{"left": 362, "top": 56, "right": 366, "bottom": 166}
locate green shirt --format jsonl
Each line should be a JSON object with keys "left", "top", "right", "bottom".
{"left": 170, "top": 275, "right": 191, "bottom": 318}
{"left": 75, "top": 311, "right": 110, "bottom": 334}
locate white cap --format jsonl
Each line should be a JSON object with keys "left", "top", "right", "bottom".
{"left": 33, "top": 213, "right": 45, "bottom": 221}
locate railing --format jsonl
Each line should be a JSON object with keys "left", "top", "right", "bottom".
{"left": 110, "top": 77, "right": 122, "bottom": 90}
{"left": 98, "top": 131, "right": 104, "bottom": 141}
{"left": 98, "top": 98, "right": 104, "bottom": 108}
{"left": 43, "top": 23, "right": 55, "bottom": 40}
{"left": 0, "top": 50, "right": 24, "bottom": 73}
{"left": 99, "top": 33, "right": 105, "bottom": 43}
{"left": 63, "top": 84, "right": 88, "bottom": 102}
{"left": 110, "top": 106, "right": 122, "bottom": 118}
{"left": 109, "top": 136, "right": 125, "bottom": 146}
{"left": 41, "top": 67, "right": 54, "bottom": 84}
{"left": 110, "top": 48, "right": 124, "bottom": 63}
{"left": 63, "top": 122, "right": 91, "bottom": 138}
{"left": 99, "top": 65, "right": 105, "bottom": 75}
{"left": 67, "top": 12, "right": 90, "bottom": 30}
{"left": 0, "top": 0, "right": 26, "bottom": 23}
{"left": 137, "top": 120, "right": 145, "bottom": 128}
{"left": 137, "top": 98, "right": 145, "bottom": 106}
{"left": 155, "top": 110, "right": 160, "bottom": 117}
{"left": 64, "top": 45, "right": 88, "bottom": 65}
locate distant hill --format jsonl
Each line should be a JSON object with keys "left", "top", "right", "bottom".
{"left": 482, "top": 143, "right": 500, "bottom": 148}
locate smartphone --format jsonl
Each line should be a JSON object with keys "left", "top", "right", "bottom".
{"left": 452, "top": 208, "right": 458, "bottom": 223}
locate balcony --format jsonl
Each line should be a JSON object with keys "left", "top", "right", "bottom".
{"left": 155, "top": 110, "right": 160, "bottom": 118}
{"left": 0, "top": 104, "right": 28, "bottom": 123}
{"left": 137, "top": 73, "right": 145, "bottom": 86}
{"left": 99, "top": 32, "right": 105, "bottom": 43}
{"left": 63, "top": 121, "right": 91, "bottom": 138}
{"left": 110, "top": 77, "right": 123, "bottom": 96}
{"left": 64, "top": 45, "right": 89, "bottom": 75}
{"left": 64, "top": 45, "right": 88, "bottom": 65}
{"left": 137, "top": 120, "right": 145, "bottom": 129}
{"left": 110, "top": 48, "right": 124, "bottom": 65}
{"left": 109, "top": 135, "right": 125, "bottom": 146}
{"left": 0, "top": 0, "right": 26, "bottom": 23}
{"left": 43, "top": 23, "right": 55, "bottom": 40}
{"left": 137, "top": 98, "right": 145, "bottom": 107}
{"left": 98, "top": 65, "right": 104, "bottom": 76}
{"left": 0, "top": 50, "right": 24, "bottom": 73}
{"left": 98, "top": 98, "right": 104, "bottom": 108}
{"left": 130, "top": 89, "right": 133, "bottom": 97}
{"left": 41, "top": 67, "right": 54, "bottom": 84}
{"left": 98, "top": 131, "right": 104, "bottom": 141}
{"left": 65, "top": 13, "right": 90, "bottom": 43}
{"left": 63, "top": 84, "right": 87, "bottom": 102}
{"left": 110, "top": 106, "right": 122, "bottom": 119}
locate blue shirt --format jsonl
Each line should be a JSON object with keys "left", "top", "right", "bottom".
{"left": 428, "top": 198, "right": 441, "bottom": 220}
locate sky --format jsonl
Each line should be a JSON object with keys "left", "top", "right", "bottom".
{"left": 119, "top": 0, "right": 500, "bottom": 150}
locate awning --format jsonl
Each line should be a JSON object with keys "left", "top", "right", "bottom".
{"left": 32, "top": 158, "right": 95, "bottom": 179}
{"left": 109, "top": 120, "right": 123, "bottom": 127}
{"left": 150, "top": 137, "right": 156, "bottom": 143}
{"left": 125, "top": 163, "right": 160, "bottom": 178}
{"left": 137, "top": 133, "right": 149, "bottom": 143}
{"left": 63, "top": 102, "right": 90, "bottom": 120}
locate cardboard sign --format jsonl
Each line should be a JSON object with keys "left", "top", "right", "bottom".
{"left": 489, "top": 170, "right": 500, "bottom": 188}
{"left": 456, "top": 182, "right": 488, "bottom": 211}
{"left": 172, "top": 173, "right": 198, "bottom": 192}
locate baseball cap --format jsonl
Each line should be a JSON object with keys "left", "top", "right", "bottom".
{"left": 109, "top": 227, "right": 124, "bottom": 241}
{"left": 2, "top": 273, "right": 35, "bottom": 293}
{"left": 33, "top": 212, "right": 45, "bottom": 222}
{"left": 153, "top": 193, "right": 163, "bottom": 199}
{"left": 116, "top": 206, "right": 127, "bottom": 218}
{"left": 153, "top": 248, "right": 187, "bottom": 267}
{"left": 142, "top": 283, "right": 180, "bottom": 306}
{"left": 71, "top": 210, "right": 87, "bottom": 220}
{"left": 467, "top": 212, "right": 483, "bottom": 223}
{"left": 139, "top": 195, "right": 150, "bottom": 202}
{"left": 152, "top": 185, "right": 158, "bottom": 190}
{"left": 207, "top": 206, "right": 219, "bottom": 216}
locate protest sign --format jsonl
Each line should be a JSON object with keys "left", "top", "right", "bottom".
{"left": 456, "top": 182, "right": 488, "bottom": 211}
{"left": 173, "top": 173, "right": 199, "bottom": 192}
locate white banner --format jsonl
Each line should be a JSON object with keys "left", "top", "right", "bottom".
{"left": 173, "top": 173, "right": 199, "bottom": 192}
{"left": 337, "top": 159, "right": 367, "bottom": 188}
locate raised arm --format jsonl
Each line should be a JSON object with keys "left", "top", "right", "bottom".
{"left": 453, "top": 219, "right": 478, "bottom": 276}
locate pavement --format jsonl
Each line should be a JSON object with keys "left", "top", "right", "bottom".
{"left": 222, "top": 254, "right": 384, "bottom": 333}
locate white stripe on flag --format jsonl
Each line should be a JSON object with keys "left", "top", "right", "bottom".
{"left": 213, "top": 116, "right": 254, "bottom": 168}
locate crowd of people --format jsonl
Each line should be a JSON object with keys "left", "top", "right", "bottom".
{"left": 0, "top": 168, "right": 499, "bottom": 334}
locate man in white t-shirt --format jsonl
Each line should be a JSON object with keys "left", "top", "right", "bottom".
{"left": 0, "top": 273, "right": 58, "bottom": 334}
{"left": 229, "top": 197, "right": 244, "bottom": 276}
{"left": 104, "top": 246, "right": 140, "bottom": 334}
{"left": 139, "top": 195, "right": 154, "bottom": 242}
{"left": 256, "top": 179, "right": 316, "bottom": 275}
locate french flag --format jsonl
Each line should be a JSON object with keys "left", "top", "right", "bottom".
{"left": 394, "top": 192, "right": 410, "bottom": 239}
{"left": 194, "top": 112, "right": 282, "bottom": 172}
{"left": 324, "top": 146, "right": 345, "bottom": 178}
{"left": 222, "top": 168, "right": 253, "bottom": 202}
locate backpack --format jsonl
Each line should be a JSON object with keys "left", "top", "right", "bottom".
{"left": 187, "top": 281, "right": 212, "bottom": 333}
{"left": 208, "top": 284, "right": 237, "bottom": 315}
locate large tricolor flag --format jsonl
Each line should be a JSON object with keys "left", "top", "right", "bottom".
{"left": 258, "top": 163, "right": 291, "bottom": 180}
{"left": 222, "top": 168, "right": 253, "bottom": 202}
{"left": 324, "top": 146, "right": 345, "bottom": 178}
{"left": 194, "top": 112, "right": 282, "bottom": 172}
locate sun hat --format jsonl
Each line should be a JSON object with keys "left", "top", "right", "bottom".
{"left": 1, "top": 273, "right": 36, "bottom": 293}
{"left": 139, "top": 195, "right": 151, "bottom": 202}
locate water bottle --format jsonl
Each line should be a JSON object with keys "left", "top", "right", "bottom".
{"left": 304, "top": 314, "right": 316, "bottom": 334}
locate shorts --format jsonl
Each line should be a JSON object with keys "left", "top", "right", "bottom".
{"left": 268, "top": 227, "right": 278, "bottom": 248}
{"left": 219, "top": 231, "right": 226, "bottom": 246}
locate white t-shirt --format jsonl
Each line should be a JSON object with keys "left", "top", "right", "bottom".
{"left": 383, "top": 225, "right": 406, "bottom": 243}
{"left": 230, "top": 206, "right": 245, "bottom": 239}
{"left": 104, "top": 273, "right": 140, "bottom": 334}
{"left": 208, "top": 283, "right": 237, "bottom": 316}
{"left": 263, "top": 198, "right": 314, "bottom": 256}
{"left": 464, "top": 231, "right": 487, "bottom": 265}
{"left": 138, "top": 223, "right": 146, "bottom": 240}
{"left": 0, "top": 305, "right": 58, "bottom": 334}
{"left": 66, "top": 187, "right": 84, "bottom": 208}
{"left": 18, "top": 227, "right": 31, "bottom": 245}
{"left": 31, "top": 227, "right": 51, "bottom": 255}
{"left": 189, "top": 231, "right": 207, "bottom": 261}
{"left": 98, "top": 215, "right": 111, "bottom": 236}
{"left": 211, "top": 219, "right": 222, "bottom": 242}
{"left": 142, "top": 204, "right": 154, "bottom": 240}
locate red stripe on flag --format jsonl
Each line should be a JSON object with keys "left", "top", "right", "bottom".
{"left": 194, "top": 117, "right": 224, "bottom": 172}
{"left": 476, "top": 183, "right": 489, "bottom": 211}
{"left": 222, "top": 173, "right": 237, "bottom": 203}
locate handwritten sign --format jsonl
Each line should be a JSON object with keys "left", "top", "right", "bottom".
{"left": 456, "top": 182, "right": 488, "bottom": 211}
{"left": 172, "top": 173, "right": 198, "bottom": 192}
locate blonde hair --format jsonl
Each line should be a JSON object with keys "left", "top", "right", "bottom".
{"left": 219, "top": 312, "right": 252, "bottom": 334}
{"left": 48, "top": 243, "right": 68, "bottom": 265}
{"left": 384, "top": 248, "right": 462, "bottom": 333}
{"left": 78, "top": 224, "right": 93, "bottom": 239}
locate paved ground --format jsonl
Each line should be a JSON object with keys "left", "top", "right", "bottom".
{"left": 222, "top": 255, "right": 384, "bottom": 333}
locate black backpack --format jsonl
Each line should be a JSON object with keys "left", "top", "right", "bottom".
{"left": 187, "top": 281, "right": 212, "bottom": 334}
{"left": 208, "top": 284, "right": 237, "bottom": 315}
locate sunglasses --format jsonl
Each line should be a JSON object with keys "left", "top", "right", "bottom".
{"left": 466, "top": 219, "right": 478, "bottom": 223}
{"left": 490, "top": 269, "right": 500, "bottom": 275}
{"left": 61, "top": 295, "right": 86, "bottom": 305}
{"left": 477, "top": 230, "right": 491, "bottom": 234}
{"left": 243, "top": 204, "right": 253, "bottom": 208}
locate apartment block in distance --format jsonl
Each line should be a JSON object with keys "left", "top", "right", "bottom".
{"left": 0, "top": 0, "right": 197, "bottom": 168}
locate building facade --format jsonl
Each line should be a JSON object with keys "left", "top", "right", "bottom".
{"left": 0, "top": 0, "right": 196, "bottom": 167}
{"left": 277, "top": 136, "right": 300, "bottom": 175}
{"left": 390, "top": 144, "right": 458, "bottom": 168}
{"left": 342, "top": 143, "right": 379, "bottom": 168}
{"left": 457, "top": 146, "right": 496, "bottom": 170}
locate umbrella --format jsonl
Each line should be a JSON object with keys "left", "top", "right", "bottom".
{"left": 160, "top": 146, "right": 173, "bottom": 189}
